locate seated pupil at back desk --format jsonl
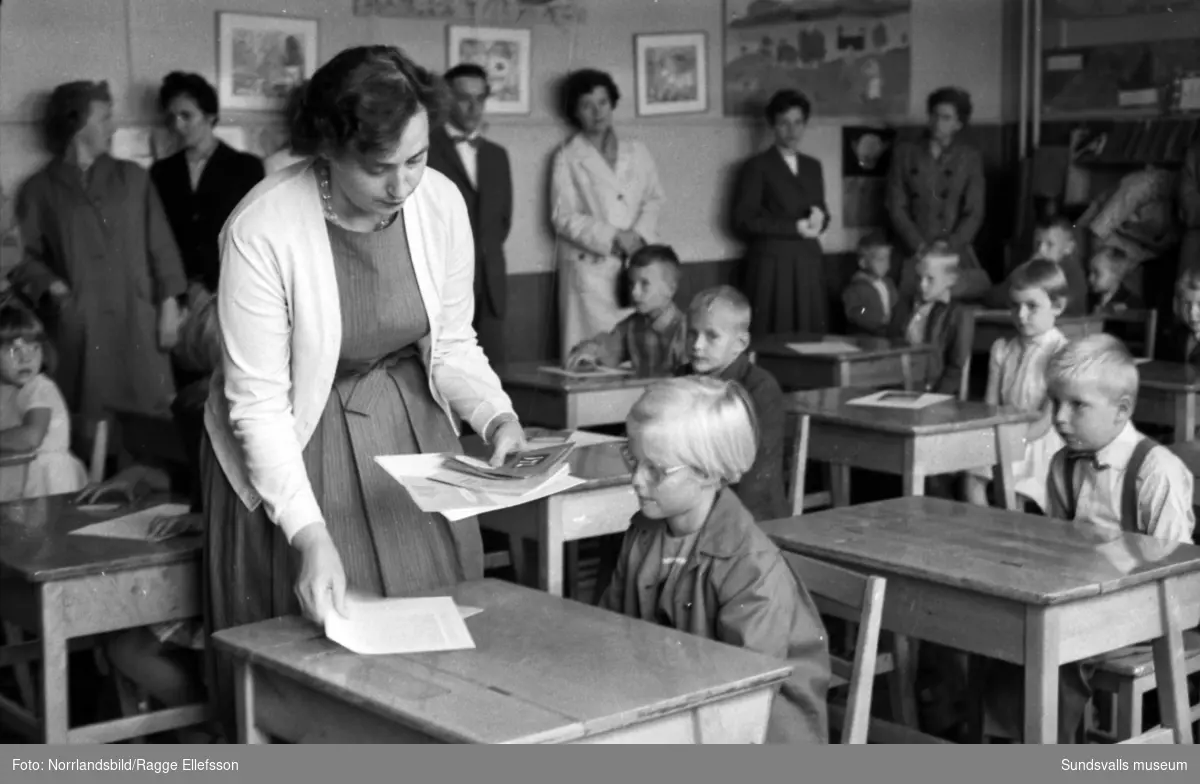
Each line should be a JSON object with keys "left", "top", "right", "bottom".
{"left": 678, "top": 285, "right": 787, "bottom": 522}
{"left": 564, "top": 244, "right": 688, "bottom": 378}
{"left": 841, "top": 230, "right": 899, "bottom": 338}
{"left": 888, "top": 241, "right": 970, "bottom": 396}
{"left": 1157, "top": 267, "right": 1200, "bottom": 365}
{"left": 1087, "top": 245, "right": 1142, "bottom": 316}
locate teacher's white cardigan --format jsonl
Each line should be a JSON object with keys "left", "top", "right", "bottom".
{"left": 204, "top": 159, "right": 516, "bottom": 544}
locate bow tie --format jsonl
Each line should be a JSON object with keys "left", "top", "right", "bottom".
{"left": 451, "top": 134, "right": 481, "bottom": 148}
{"left": 1067, "top": 451, "right": 1106, "bottom": 471}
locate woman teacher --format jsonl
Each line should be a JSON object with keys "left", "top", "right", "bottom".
{"left": 551, "top": 68, "right": 666, "bottom": 354}
{"left": 202, "top": 46, "right": 526, "bottom": 736}
{"left": 886, "top": 86, "right": 991, "bottom": 300}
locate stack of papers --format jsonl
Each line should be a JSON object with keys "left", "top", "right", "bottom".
{"left": 375, "top": 452, "right": 585, "bottom": 521}
{"left": 324, "top": 594, "right": 479, "bottom": 655}
{"left": 538, "top": 365, "right": 632, "bottom": 379}
{"left": 787, "top": 341, "right": 861, "bottom": 355}
{"left": 847, "top": 390, "right": 953, "bottom": 410}
{"left": 438, "top": 443, "right": 574, "bottom": 496}
{"left": 69, "top": 503, "right": 194, "bottom": 542}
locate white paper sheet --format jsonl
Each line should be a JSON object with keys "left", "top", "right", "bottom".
{"left": 375, "top": 453, "right": 585, "bottom": 521}
{"left": 69, "top": 503, "right": 192, "bottom": 540}
{"left": 538, "top": 365, "right": 632, "bottom": 379}
{"left": 847, "top": 390, "right": 953, "bottom": 410}
{"left": 568, "top": 430, "right": 623, "bottom": 446}
{"left": 786, "top": 341, "right": 861, "bottom": 355}
{"left": 325, "top": 595, "right": 476, "bottom": 655}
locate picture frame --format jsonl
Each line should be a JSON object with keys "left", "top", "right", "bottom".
{"left": 634, "top": 32, "right": 708, "bottom": 117}
{"left": 216, "top": 12, "right": 318, "bottom": 112}
{"left": 446, "top": 25, "right": 532, "bottom": 115}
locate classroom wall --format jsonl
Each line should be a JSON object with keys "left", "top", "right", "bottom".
{"left": 0, "top": 0, "right": 1018, "bottom": 359}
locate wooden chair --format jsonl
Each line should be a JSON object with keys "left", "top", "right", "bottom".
{"left": 780, "top": 551, "right": 891, "bottom": 744}
{"left": 1100, "top": 308, "right": 1158, "bottom": 360}
{"left": 1088, "top": 630, "right": 1200, "bottom": 743}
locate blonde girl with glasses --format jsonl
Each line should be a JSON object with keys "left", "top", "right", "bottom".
{"left": 600, "top": 376, "right": 831, "bottom": 744}
{"left": 0, "top": 301, "right": 86, "bottom": 501}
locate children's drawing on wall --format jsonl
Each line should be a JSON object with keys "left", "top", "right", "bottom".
{"left": 217, "top": 13, "right": 317, "bottom": 112}
{"left": 841, "top": 125, "right": 894, "bottom": 229}
{"left": 635, "top": 33, "right": 708, "bottom": 116}
{"left": 353, "top": 0, "right": 586, "bottom": 25}
{"left": 723, "top": 0, "right": 911, "bottom": 118}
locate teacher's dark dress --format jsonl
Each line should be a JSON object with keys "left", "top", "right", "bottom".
{"left": 200, "top": 213, "right": 483, "bottom": 739}
{"left": 733, "top": 148, "right": 829, "bottom": 336}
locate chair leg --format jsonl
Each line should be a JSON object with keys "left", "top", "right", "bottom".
{"left": 2, "top": 621, "right": 36, "bottom": 712}
{"left": 507, "top": 534, "right": 527, "bottom": 586}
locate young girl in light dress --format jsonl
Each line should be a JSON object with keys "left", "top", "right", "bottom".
{"left": 0, "top": 302, "right": 87, "bottom": 501}
{"left": 965, "top": 259, "right": 1071, "bottom": 511}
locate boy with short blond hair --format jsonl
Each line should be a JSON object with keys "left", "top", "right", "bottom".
{"left": 888, "top": 242, "right": 971, "bottom": 396}
{"left": 679, "top": 285, "right": 786, "bottom": 521}
{"left": 565, "top": 244, "right": 688, "bottom": 377}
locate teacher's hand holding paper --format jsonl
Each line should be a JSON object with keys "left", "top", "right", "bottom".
{"left": 293, "top": 523, "right": 349, "bottom": 624}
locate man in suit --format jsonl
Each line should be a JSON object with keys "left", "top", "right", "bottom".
{"left": 428, "top": 63, "right": 513, "bottom": 366}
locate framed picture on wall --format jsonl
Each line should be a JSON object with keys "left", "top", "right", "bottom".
{"left": 216, "top": 12, "right": 318, "bottom": 112}
{"left": 447, "top": 25, "right": 532, "bottom": 115}
{"left": 634, "top": 32, "right": 708, "bottom": 116}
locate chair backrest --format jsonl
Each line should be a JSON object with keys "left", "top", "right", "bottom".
{"left": 780, "top": 549, "right": 887, "bottom": 745}
{"left": 1100, "top": 308, "right": 1158, "bottom": 360}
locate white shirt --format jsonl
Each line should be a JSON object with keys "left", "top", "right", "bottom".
{"left": 447, "top": 124, "right": 480, "bottom": 189}
{"left": 1046, "top": 423, "right": 1196, "bottom": 543}
{"left": 870, "top": 277, "right": 893, "bottom": 322}
{"left": 777, "top": 147, "right": 799, "bottom": 176}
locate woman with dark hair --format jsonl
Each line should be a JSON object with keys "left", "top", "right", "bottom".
{"left": 151, "top": 72, "right": 264, "bottom": 298}
{"left": 551, "top": 68, "right": 665, "bottom": 355}
{"left": 732, "top": 89, "right": 829, "bottom": 335}
{"left": 886, "top": 86, "right": 991, "bottom": 300}
{"left": 11, "top": 80, "right": 186, "bottom": 431}
{"left": 201, "top": 45, "right": 526, "bottom": 738}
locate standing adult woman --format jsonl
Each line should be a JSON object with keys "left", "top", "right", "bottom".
{"left": 732, "top": 89, "right": 829, "bottom": 336}
{"left": 13, "top": 81, "right": 186, "bottom": 427}
{"left": 551, "top": 68, "right": 665, "bottom": 355}
{"left": 151, "top": 72, "right": 264, "bottom": 298}
{"left": 202, "top": 46, "right": 526, "bottom": 737}
{"left": 886, "top": 86, "right": 991, "bottom": 300}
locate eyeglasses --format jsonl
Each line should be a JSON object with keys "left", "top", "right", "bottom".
{"left": 1, "top": 339, "right": 43, "bottom": 361}
{"left": 620, "top": 444, "right": 688, "bottom": 485}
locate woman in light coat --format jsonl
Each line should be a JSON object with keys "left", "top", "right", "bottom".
{"left": 202, "top": 46, "right": 526, "bottom": 740}
{"left": 551, "top": 69, "right": 666, "bottom": 355}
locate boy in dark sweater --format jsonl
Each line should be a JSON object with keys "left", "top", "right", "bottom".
{"left": 677, "top": 285, "right": 786, "bottom": 521}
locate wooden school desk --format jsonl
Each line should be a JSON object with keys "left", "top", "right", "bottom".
{"left": 213, "top": 578, "right": 789, "bottom": 744}
{"left": 787, "top": 387, "right": 1037, "bottom": 512}
{"left": 751, "top": 333, "right": 931, "bottom": 392}
{"left": 0, "top": 494, "right": 206, "bottom": 743}
{"left": 465, "top": 435, "right": 636, "bottom": 598}
{"left": 763, "top": 497, "right": 1200, "bottom": 744}
{"left": 969, "top": 310, "right": 1104, "bottom": 355}
{"left": 1133, "top": 361, "right": 1200, "bottom": 444}
{"left": 497, "top": 362, "right": 658, "bottom": 429}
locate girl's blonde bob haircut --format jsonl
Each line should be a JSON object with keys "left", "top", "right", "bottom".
{"left": 626, "top": 376, "right": 758, "bottom": 484}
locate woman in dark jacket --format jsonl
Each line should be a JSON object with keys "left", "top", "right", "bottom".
{"left": 886, "top": 87, "right": 991, "bottom": 301}
{"left": 150, "top": 72, "right": 264, "bottom": 298}
{"left": 732, "top": 89, "right": 829, "bottom": 336}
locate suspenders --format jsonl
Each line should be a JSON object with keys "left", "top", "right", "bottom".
{"left": 1059, "top": 437, "right": 1157, "bottom": 533}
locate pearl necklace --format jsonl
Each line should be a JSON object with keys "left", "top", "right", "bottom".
{"left": 316, "top": 159, "right": 399, "bottom": 232}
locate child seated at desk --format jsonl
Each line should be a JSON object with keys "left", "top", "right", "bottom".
{"left": 0, "top": 301, "right": 87, "bottom": 501}
{"left": 102, "top": 294, "right": 218, "bottom": 742}
{"left": 841, "top": 231, "right": 898, "bottom": 337}
{"left": 888, "top": 241, "right": 971, "bottom": 396}
{"left": 679, "top": 285, "right": 786, "bottom": 521}
{"left": 1088, "top": 246, "right": 1142, "bottom": 315}
{"left": 565, "top": 244, "right": 688, "bottom": 377}
{"left": 598, "top": 377, "right": 831, "bottom": 744}
{"left": 965, "top": 259, "right": 1069, "bottom": 512}
{"left": 981, "top": 333, "right": 1195, "bottom": 744}
{"left": 1156, "top": 266, "right": 1200, "bottom": 364}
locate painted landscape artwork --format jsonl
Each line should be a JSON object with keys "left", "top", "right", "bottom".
{"left": 723, "top": 0, "right": 911, "bottom": 118}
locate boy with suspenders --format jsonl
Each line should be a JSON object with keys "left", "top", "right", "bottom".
{"left": 982, "top": 333, "right": 1196, "bottom": 743}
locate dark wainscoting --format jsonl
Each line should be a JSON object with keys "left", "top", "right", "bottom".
{"left": 502, "top": 121, "right": 1020, "bottom": 364}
